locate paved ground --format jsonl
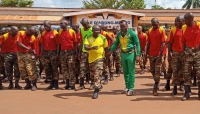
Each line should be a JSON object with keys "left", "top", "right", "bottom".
{"left": 0, "top": 64, "right": 199, "bottom": 114}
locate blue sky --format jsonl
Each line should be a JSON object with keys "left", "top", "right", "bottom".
{"left": 33, "top": 0, "right": 186, "bottom": 9}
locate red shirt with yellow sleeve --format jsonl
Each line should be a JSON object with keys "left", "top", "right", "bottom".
{"left": 59, "top": 29, "right": 77, "bottom": 50}
{"left": 148, "top": 27, "right": 166, "bottom": 56}
{"left": 0, "top": 33, "right": 18, "bottom": 53}
{"left": 169, "top": 27, "right": 183, "bottom": 52}
{"left": 41, "top": 30, "right": 59, "bottom": 51}
{"left": 182, "top": 21, "right": 200, "bottom": 48}
{"left": 16, "top": 31, "right": 36, "bottom": 53}
{"left": 138, "top": 32, "right": 148, "bottom": 50}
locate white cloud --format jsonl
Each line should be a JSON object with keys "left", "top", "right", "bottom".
{"left": 33, "top": 0, "right": 186, "bottom": 9}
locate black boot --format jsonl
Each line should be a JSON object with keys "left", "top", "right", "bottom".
{"left": 24, "top": 79, "right": 32, "bottom": 90}
{"left": 198, "top": 82, "right": 200, "bottom": 100}
{"left": 85, "top": 73, "right": 90, "bottom": 84}
{"left": 171, "top": 86, "right": 177, "bottom": 96}
{"left": 164, "top": 71, "right": 167, "bottom": 79}
{"left": 92, "top": 88, "right": 100, "bottom": 99}
{"left": 89, "top": 79, "right": 94, "bottom": 90}
{"left": 0, "top": 79, "right": 3, "bottom": 90}
{"left": 179, "top": 81, "right": 184, "bottom": 91}
{"left": 182, "top": 85, "right": 190, "bottom": 101}
{"left": 75, "top": 77, "right": 85, "bottom": 91}
{"left": 193, "top": 76, "right": 197, "bottom": 86}
{"left": 116, "top": 68, "right": 120, "bottom": 77}
{"left": 46, "top": 80, "right": 54, "bottom": 90}
{"left": 109, "top": 73, "right": 114, "bottom": 81}
{"left": 31, "top": 79, "right": 37, "bottom": 91}
{"left": 62, "top": 79, "right": 70, "bottom": 90}
{"left": 162, "top": 80, "right": 170, "bottom": 91}
{"left": 103, "top": 76, "right": 108, "bottom": 85}
{"left": 100, "top": 75, "right": 105, "bottom": 81}
{"left": 68, "top": 85, "right": 75, "bottom": 90}
{"left": 75, "top": 74, "right": 79, "bottom": 84}
{"left": 153, "top": 82, "right": 158, "bottom": 96}
{"left": 140, "top": 68, "right": 145, "bottom": 74}
{"left": 8, "top": 80, "right": 13, "bottom": 89}
{"left": 15, "top": 80, "right": 22, "bottom": 89}
{"left": 53, "top": 80, "right": 59, "bottom": 89}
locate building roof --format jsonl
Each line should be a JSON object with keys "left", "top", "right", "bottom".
{"left": 63, "top": 9, "right": 145, "bottom": 17}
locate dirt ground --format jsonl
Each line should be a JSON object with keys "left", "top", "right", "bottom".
{"left": 0, "top": 64, "right": 199, "bottom": 114}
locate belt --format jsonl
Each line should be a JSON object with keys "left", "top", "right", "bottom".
{"left": 121, "top": 50, "right": 135, "bottom": 54}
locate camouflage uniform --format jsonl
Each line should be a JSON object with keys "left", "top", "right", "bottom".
{"left": 161, "top": 55, "right": 167, "bottom": 74}
{"left": 89, "top": 59, "right": 104, "bottom": 89}
{"left": 79, "top": 52, "right": 89, "bottom": 78}
{"left": 114, "top": 48, "right": 122, "bottom": 73}
{"left": 17, "top": 52, "right": 37, "bottom": 81}
{"left": 149, "top": 56, "right": 162, "bottom": 82}
{"left": 139, "top": 50, "right": 146, "bottom": 69}
{"left": 4, "top": 52, "right": 20, "bottom": 81}
{"left": 171, "top": 51, "right": 184, "bottom": 85}
{"left": 103, "top": 55, "right": 114, "bottom": 76}
{"left": 43, "top": 50, "right": 59, "bottom": 81}
{"left": 60, "top": 50, "right": 76, "bottom": 86}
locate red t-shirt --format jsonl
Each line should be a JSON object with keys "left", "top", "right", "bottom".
{"left": 148, "top": 27, "right": 165, "bottom": 56}
{"left": 76, "top": 31, "right": 81, "bottom": 44}
{"left": 138, "top": 32, "right": 147, "bottom": 50}
{"left": 101, "top": 31, "right": 112, "bottom": 46}
{"left": 1, "top": 33, "right": 18, "bottom": 53}
{"left": 41, "top": 30, "right": 59, "bottom": 51}
{"left": 34, "top": 37, "right": 40, "bottom": 56}
{"left": 169, "top": 27, "right": 183, "bottom": 52}
{"left": 17, "top": 31, "right": 36, "bottom": 53}
{"left": 182, "top": 22, "right": 200, "bottom": 48}
{"left": 59, "top": 29, "right": 77, "bottom": 50}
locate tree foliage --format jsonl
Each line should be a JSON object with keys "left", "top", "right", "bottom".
{"left": 0, "top": 0, "right": 33, "bottom": 7}
{"left": 182, "top": 0, "right": 200, "bottom": 9}
{"left": 151, "top": 5, "right": 164, "bottom": 9}
{"left": 82, "top": 0, "right": 146, "bottom": 9}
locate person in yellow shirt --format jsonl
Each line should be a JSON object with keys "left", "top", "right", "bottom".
{"left": 84, "top": 25, "right": 108, "bottom": 99}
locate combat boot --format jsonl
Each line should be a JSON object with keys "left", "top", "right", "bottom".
{"left": 103, "top": 76, "right": 108, "bottom": 85}
{"left": 62, "top": 79, "right": 70, "bottom": 90}
{"left": 46, "top": 80, "right": 54, "bottom": 90}
{"left": 127, "top": 90, "right": 134, "bottom": 96}
{"left": 8, "top": 80, "right": 13, "bottom": 89}
{"left": 0, "top": 79, "right": 3, "bottom": 90}
{"left": 53, "top": 80, "right": 59, "bottom": 89}
{"left": 75, "top": 77, "right": 85, "bottom": 91}
{"left": 171, "top": 86, "right": 177, "bottom": 96}
{"left": 193, "top": 76, "right": 197, "bottom": 86}
{"left": 89, "top": 79, "right": 94, "bottom": 90}
{"left": 140, "top": 68, "right": 145, "bottom": 74}
{"left": 85, "top": 73, "right": 90, "bottom": 84}
{"left": 153, "top": 82, "right": 158, "bottom": 96}
{"left": 198, "top": 82, "right": 200, "bottom": 100}
{"left": 15, "top": 80, "right": 22, "bottom": 89}
{"left": 92, "top": 88, "right": 100, "bottom": 99}
{"left": 75, "top": 74, "right": 79, "bottom": 84}
{"left": 179, "top": 81, "right": 184, "bottom": 91}
{"left": 182, "top": 85, "right": 190, "bottom": 101}
{"left": 24, "top": 79, "right": 32, "bottom": 90}
{"left": 31, "top": 79, "right": 37, "bottom": 91}
{"left": 116, "top": 68, "right": 120, "bottom": 77}
{"left": 162, "top": 80, "right": 170, "bottom": 91}
{"left": 109, "top": 72, "right": 114, "bottom": 81}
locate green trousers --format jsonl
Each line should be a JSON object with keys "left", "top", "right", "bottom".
{"left": 121, "top": 52, "right": 136, "bottom": 90}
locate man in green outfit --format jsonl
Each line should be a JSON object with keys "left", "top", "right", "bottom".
{"left": 106, "top": 20, "right": 140, "bottom": 96}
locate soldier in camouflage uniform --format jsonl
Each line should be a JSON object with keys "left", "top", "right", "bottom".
{"left": 17, "top": 26, "right": 38, "bottom": 91}
{"left": 0, "top": 26, "right": 22, "bottom": 89}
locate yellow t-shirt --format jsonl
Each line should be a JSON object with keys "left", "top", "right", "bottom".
{"left": 84, "top": 34, "right": 108, "bottom": 63}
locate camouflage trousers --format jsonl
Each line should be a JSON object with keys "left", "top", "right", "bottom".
{"left": 17, "top": 52, "right": 37, "bottom": 81}
{"left": 4, "top": 52, "right": 20, "bottom": 81}
{"left": 43, "top": 50, "right": 59, "bottom": 81}
{"left": 161, "top": 55, "right": 166, "bottom": 73}
{"left": 89, "top": 59, "right": 104, "bottom": 89}
{"left": 139, "top": 51, "right": 147, "bottom": 69}
{"left": 171, "top": 51, "right": 184, "bottom": 86}
{"left": 79, "top": 52, "right": 89, "bottom": 78}
{"left": 114, "top": 48, "right": 122, "bottom": 72}
{"left": 60, "top": 50, "right": 76, "bottom": 86}
{"left": 103, "top": 54, "right": 114, "bottom": 76}
{"left": 182, "top": 47, "right": 200, "bottom": 85}
{"left": 149, "top": 55, "right": 162, "bottom": 82}
{"left": 0, "top": 53, "right": 5, "bottom": 77}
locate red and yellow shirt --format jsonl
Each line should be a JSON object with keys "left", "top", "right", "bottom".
{"left": 182, "top": 21, "right": 200, "bottom": 48}
{"left": 0, "top": 33, "right": 18, "bottom": 53}
{"left": 17, "top": 31, "right": 36, "bottom": 53}
{"left": 148, "top": 27, "right": 165, "bottom": 56}
{"left": 41, "top": 30, "right": 59, "bottom": 50}
{"left": 59, "top": 29, "right": 77, "bottom": 50}
{"left": 101, "top": 31, "right": 113, "bottom": 46}
{"left": 138, "top": 32, "right": 147, "bottom": 50}
{"left": 169, "top": 27, "right": 183, "bottom": 52}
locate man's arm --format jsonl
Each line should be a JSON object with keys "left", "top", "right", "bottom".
{"left": 110, "top": 33, "right": 120, "bottom": 52}
{"left": 17, "top": 42, "right": 31, "bottom": 50}
{"left": 132, "top": 32, "right": 141, "bottom": 56}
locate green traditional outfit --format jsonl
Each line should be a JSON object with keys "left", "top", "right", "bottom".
{"left": 110, "top": 29, "right": 140, "bottom": 90}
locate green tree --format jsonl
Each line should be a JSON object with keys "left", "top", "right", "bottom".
{"left": 82, "top": 0, "right": 146, "bottom": 9}
{"left": 151, "top": 5, "right": 164, "bottom": 9}
{"left": 166, "top": 7, "right": 171, "bottom": 9}
{"left": 182, "top": 0, "right": 200, "bottom": 9}
{"left": 0, "top": 0, "right": 33, "bottom": 7}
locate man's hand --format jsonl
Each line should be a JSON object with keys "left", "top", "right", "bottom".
{"left": 136, "top": 56, "right": 140, "bottom": 63}
{"left": 92, "top": 46, "right": 98, "bottom": 50}
{"left": 106, "top": 51, "right": 112, "bottom": 57}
